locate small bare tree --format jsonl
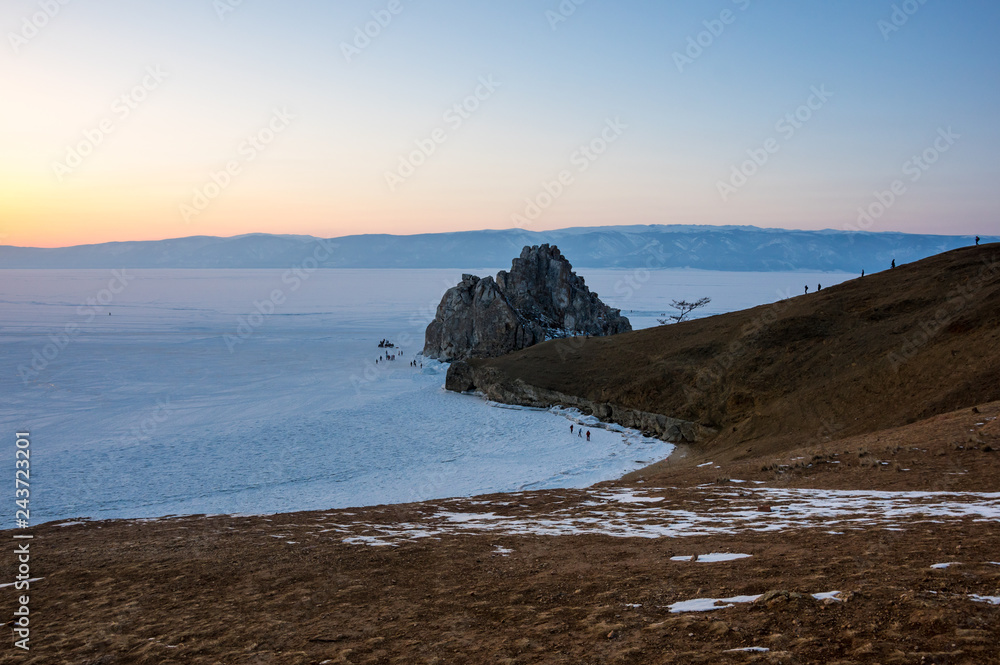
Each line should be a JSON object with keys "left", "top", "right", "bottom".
{"left": 658, "top": 297, "right": 711, "bottom": 325}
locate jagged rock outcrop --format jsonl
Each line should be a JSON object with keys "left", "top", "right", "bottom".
{"left": 423, "top": 245, "right": 631, "bottom": 361}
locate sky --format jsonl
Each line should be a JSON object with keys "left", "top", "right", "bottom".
{"left": 1, "top": 0, "right": 998, "bottom": 248}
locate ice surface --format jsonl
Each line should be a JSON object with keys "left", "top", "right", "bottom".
{"left": 0, "top": 268, "right": 850, "bottom": 523}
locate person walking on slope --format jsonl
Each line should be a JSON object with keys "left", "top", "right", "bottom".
{"left": 976, "top": 236, "right": 981, "bottom": 246}
{"left": 586, "top": 431, "right": 591, "bottom": 442}
{"left": 578, "top": 429, "right": 582, "bottom": 438}
{"left": 804, "top": 285, "right": 809, "bottom": 294}
{"left": 891, "top": 259, "right": 896, "bottom": 269}
{"left": 570, "top": 424, "right": 574, "bottom": 434}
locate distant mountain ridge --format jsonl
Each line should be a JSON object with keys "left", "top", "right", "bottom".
{"left": 0, "top": 226, "right": 991, "bottom": 272}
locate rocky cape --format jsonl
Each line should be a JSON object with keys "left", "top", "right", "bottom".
{"left": 444, "top": 244, "right": 1000, "bottom": 457}
{"left": 422, "top": 244, "right": 630, "bottom": 362}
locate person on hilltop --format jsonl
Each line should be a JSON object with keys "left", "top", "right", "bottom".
{"left": 804, "top": 285, "right": 809, "bottom": 294}
{"left": 976, "top": 235, "right": 981, "bottom": 246}
{"left": 891, "top": 259, "right": 896, "bottom": 269}
{"left": 817, "top": 284, "right": 822, "bottom": 291}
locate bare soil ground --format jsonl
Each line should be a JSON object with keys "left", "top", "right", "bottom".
{"left": 2, "top": 402, "right": 999, "bottom": 664}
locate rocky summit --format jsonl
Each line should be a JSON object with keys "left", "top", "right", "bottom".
{"left": 422, "top": 244, "right": 631, "bottom": 362}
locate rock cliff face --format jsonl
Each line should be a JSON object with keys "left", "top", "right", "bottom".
{"left": 423, "top": 244, "right": 631, "bottom": 361}
{"left": 445, "top": 360, "right": 713, "bottom": 444}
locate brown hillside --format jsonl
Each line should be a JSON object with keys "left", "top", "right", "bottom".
{"left": 471, "top": 244, "right": 1000, "bottom": 459}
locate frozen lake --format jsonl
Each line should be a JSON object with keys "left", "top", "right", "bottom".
{"left": 0, "top": 267, "right": 851, "bottom": 523}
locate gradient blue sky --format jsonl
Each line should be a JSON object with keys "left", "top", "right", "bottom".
{"left": 2, "top": 0, "right": 998, "bottom": 246}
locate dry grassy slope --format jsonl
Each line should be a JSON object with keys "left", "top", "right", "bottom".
{"left": 472, "top": 244, "right": 1000, "bottom": 460}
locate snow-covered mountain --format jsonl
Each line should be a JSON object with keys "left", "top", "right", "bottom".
{"left": 0, "top": 226, "right": 991, "bottom": 272}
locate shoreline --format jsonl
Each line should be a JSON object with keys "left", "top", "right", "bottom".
{"left": 21, "top": 397, "right": 998, "bottom": 532}
{"left": 25, "top": 389, "right": 680, "bottom": 529}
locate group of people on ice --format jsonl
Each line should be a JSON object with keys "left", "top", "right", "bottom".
{"left": 376, "top": 340, "right": 399, "bottom": 364}
{"left": 570, "top": 424, "right": 591, "bottom": 441}
{"left": 374, "top": 340, "right": 422, "bottom": 368}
